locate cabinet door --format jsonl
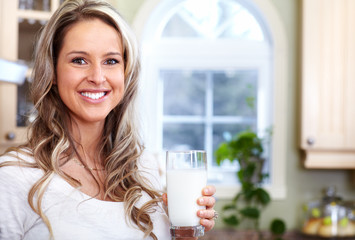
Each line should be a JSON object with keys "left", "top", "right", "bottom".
{"left": 0, "top": 0, "right": 60, "bottom": 149}
{"left": 0, "top": 1, "right": 23, "bottom": 148}
{"left": 301, "top": 0, "right": 355, "bottom": 168}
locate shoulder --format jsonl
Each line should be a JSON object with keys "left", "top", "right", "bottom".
{"left": 0, "top": 148, "right": 43, "bottom": 204}
{"left": 0, "top": 149, "right": 42, "bottom": 189}
{"left": 0, "top": 148, "right": 35, "bottom": 164}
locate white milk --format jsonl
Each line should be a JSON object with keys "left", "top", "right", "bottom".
{"left": 167, "top": 169, "right": 207, "bottom": 226}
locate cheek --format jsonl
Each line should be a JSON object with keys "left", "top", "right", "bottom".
{"left": 57, "top": 67, "right": 81, "bottom": 88}
{"left": 113, "top": 74, "right": 126, "bottom": 106}
{"left": 56, "top": 71, "right": 77, "bottom": 102}
{"left": 114, "top": 72, "right": 125, "bottom": 93}
{"left": 56, "top": 73, "right": 70, "bottom": 93}
{"left": 56, "top": 64, "right": 67, "bottom": 87}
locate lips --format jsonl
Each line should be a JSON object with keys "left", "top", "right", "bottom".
{"left": 80, "top": 91, "right": 108, "bottom": 100}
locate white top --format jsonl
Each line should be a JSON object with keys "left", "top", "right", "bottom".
{"left": 0, "top": 151, "right": 170, "bottom": 240}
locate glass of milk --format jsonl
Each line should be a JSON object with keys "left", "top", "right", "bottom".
{"left": 166, "top": 150, "right": 207, "bottom": 238}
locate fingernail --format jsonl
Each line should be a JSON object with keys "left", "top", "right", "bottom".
{"left": 199, "top": 198, "right": 204, "bottom": 204}
{"left": 204, "top": 188, "right": 209, "bottom": 194}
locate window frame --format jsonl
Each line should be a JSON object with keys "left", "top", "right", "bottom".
{"left": 134, "top": 0, "right": 288, "bottom": 200}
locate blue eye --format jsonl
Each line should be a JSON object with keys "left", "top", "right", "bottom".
{"left": 72, "top": 58, "right": 86, "bottom": 64}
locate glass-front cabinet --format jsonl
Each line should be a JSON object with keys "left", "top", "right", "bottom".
{"left": 0, "top": 0, "right": 62, "bottom": 151}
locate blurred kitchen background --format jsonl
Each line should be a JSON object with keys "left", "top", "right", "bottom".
{"left": 1, "top": 0, "right": 354, "bottom": 238}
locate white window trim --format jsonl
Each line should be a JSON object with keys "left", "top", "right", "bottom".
{"left": 133, "top": 0, "right": 288, "bottom": 200}
{"left": 143, "top": 40, "right": 271, "bottom": 184}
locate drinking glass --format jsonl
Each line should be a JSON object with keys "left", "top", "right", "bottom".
{"left": 166, "top": 150, "right": 207, "bottom": 238}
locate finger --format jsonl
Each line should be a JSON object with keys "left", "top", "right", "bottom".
{"left": 197, "top": 209, "right": 216, "bottom": 219}
{"left": 162, "top": 193, "right": 168, "bottom": 206}
{"left": 200, "top": 218, "right": 215, "bottom": 232}
{"left": 202, "top": 185, "right": 216, "bottom": 196}
{"left": 197, "top": 196, "right": 216, "bottom": 208}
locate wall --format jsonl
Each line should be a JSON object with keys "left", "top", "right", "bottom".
{"left": 111, "top": 0, "right": 355, "bottom": 231}
{"left": 259, "top": 0, "right": 355, "bottom": 231}
{"left": 108, "top": 0, "right": 145, "bottom": 24}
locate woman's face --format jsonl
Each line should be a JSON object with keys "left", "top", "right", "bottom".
{"left": 56, "top": 18, "right": 125, "bottom": 126}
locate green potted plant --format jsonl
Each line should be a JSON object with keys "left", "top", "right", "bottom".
{"left": 215, "top": 129, "right": 270, "bottom": 232}
{"left": 215, "top": 129, "right": 286, "bottom": 239}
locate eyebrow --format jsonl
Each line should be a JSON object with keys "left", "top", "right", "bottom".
{"left": 67, "top": 51, "right": 122, "bottom": 57}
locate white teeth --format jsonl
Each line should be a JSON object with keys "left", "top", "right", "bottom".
{"left": 81, "top": 92, "right": 105, "bottom": 100}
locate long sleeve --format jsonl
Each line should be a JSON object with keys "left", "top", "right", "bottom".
{"left": 0, "top": 155, "right": 44, "bottom": 240}
{"left": 0, "top": 166, "right": 28, "bottom": 239}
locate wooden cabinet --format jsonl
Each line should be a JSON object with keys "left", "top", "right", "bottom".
{"left": 0, "top": 0, "right": 61, "bottom": 152}
{"left": 301, "top": 0, "right": 355, "bottom": 168}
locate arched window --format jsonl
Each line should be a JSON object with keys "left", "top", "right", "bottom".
{"left": 135, "top": 0, "right": 287, "bottom": 199}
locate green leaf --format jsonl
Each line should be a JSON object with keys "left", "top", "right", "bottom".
{"left": 246, "top": 96, "right": 255, "bottom": 109}
{"left": 243, "top": 188, "right": 256, "bottom": 201}
{"left": 237, "top": 169, "right": 244, "bottom": 182}
{"left": 241, "top": 180, "right": 253, "bottom": 191}
{"left": 262, "top": 173, "right": 269, "bottom": 180}
{"left": 255, "top": 188, "right": 271, "bottom": 205}
{"left": 223, "top": 215, "right": 239, "bottom": 226}
{"left": 243, "top": 162, "right": 256, "bottom": 180}
{"left": 270, "top": 218, "right": 286, "bottom": 235}
{"left": 215, "top": 143, "right": 230, "bottom": 165}
{"left": 239, "top": 207, "right": 260, "bottom": 219}
{"left": 222, "top": 204, "right": 236, "bottom": 211}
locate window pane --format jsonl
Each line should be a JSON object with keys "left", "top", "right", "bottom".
{"left": 162, "top": 0, "right": 264, "bottom": 40}
{"left": 213, "top": 70, "right": 257, "bottom": 116}
{"left": 161, "top": 14, "right": 200, "bottom": 38}
{"left": 161, "top": 70, "right": 206, "bottom": 116}
{"left": 17, "top": 79, "right": 34, "bottom": 127}
{"left": 18, "top": 18, "right": 45, "bottom": 64}
{"left": 19, "top": 0, "right": 51, "bottom": 11}
{"left": 163, "top": 123, "right": 205, "bottom": 150}
{"left": 218, "top": 3, "right": 264, "bottom": 40}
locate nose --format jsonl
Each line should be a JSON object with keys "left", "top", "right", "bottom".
{"left": 87, "top": 63, "right": 106, "bottom": 84}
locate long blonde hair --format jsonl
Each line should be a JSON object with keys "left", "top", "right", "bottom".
{"left": 1, "top": 0, "right": 161, "bottom": 239}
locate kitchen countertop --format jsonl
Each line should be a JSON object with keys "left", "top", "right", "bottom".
{"left": 201, "top": 230, "right": 355, "bottom": 240}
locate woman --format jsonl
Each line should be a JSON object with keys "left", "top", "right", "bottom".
{"left": 0, "top": 0, "right": 216, "bottom": 239}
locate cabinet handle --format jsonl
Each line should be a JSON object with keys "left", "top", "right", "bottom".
{"left": 307, "top": 137, "right": 315, "bottom": 146}
{"left": 6, "top": 132, "right": 16, "bottom": 141}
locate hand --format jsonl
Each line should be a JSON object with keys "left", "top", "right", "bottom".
{"left": 197, "top": 185, "right": 216, "bottom": 232}
{"left": 162, "top": 185, "right": 217, "bottom": 232}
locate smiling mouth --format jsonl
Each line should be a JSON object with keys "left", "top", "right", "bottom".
{"left": 80, "top": 92, "right": 108, "bottom": 100}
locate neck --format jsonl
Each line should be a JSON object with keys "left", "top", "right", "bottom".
{"left": 69, "top": 119, "right": 105, "bottom": 162}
